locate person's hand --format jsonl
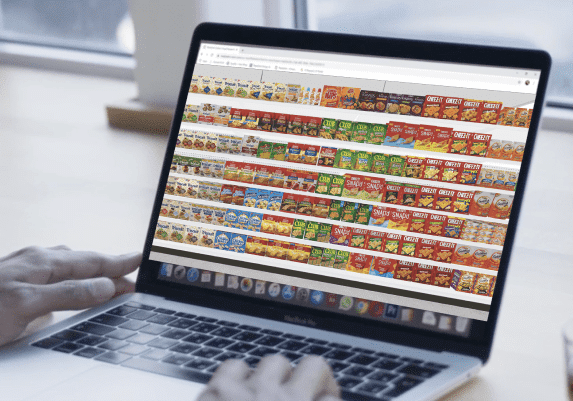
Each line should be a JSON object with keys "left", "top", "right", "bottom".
{"left": 197, "top": 354, "right": 341, "bottom": 401}
{"left": 0, "top": 245, "right": 141, "bottom": 347}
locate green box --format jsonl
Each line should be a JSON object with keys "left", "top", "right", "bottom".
{"left": 371, "top": 153, "right": 389, "bottom": 175}
{"left": 367, "top": 123, "right": 387, "bottom": 145}
{"left": 291, "top": 219, "right": 307, "bottom": 239}
{"left": 317, "top": 223, "right": 333, "bottom": 243}
{"left": 319, "top": 118, "right": 338, "bottom": 140}
{"left": 335, "top": 120, "right": 354, "bottom": 141}
{"left": 333, "top": 250, "right": 351, "bottom": 270}
{"left": 308, "top": 246, "right": 324, "bottom": 265}
{"left": 304, "top": 221, "right": 320, "bottom": 242}
{"left": 334, "top": 149, "right": 354, "bottom": 170}
{"left": 329, "top": 175, "right": 346, "bottom": 197}
{"left": 350, "top": 122, "right": 371, "bottom": 143}
{"left": 320, "top": 248, "right": 337, "bottom": 268}
{"left": 341, "top": 202, "right": 359, "bottom": 223}
{"left": 315, "top": 173, "right": 333, "bottom": 195}
{"left": 387, "top": 155, "right": 406, "bottom": 176}
{"left": 328, "top": 199, "right": 344, "bottom": 221}
{"left": 352, "top": 151, "right": 373, "bottom": 172}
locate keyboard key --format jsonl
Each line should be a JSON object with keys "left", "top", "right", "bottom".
{"left": 328, "top": 361, "right": 350, "bottom": 373}
{"left": 174, "top": 312, "right": 197, "bottom": 319}
{"left": 74, "top": 347, "right": 106, "bottom": 359}
{"left": 244, "top": 357, "right": 261, "bottom": 368}
{"left": 237, "top": 325, "right": 260, "bottom": 332}
{"left": 124, "top": 302, "right": 155, "bottom": 310}
{"left": 381, "top": 353, "right": 399, "bottom": 359}
{"left": 352, "top": 347, "right": 375, "bottom": 354}
{"left": 304, "top": 338, "right": 328, "bottom": 345}
{"left": 349, "top": 354, "right": 378, "bottom": 366}
{"left": 232, "top": 332, "right": 263, "bottom": 342}
{"left": 195, "top": 316, "right": 218, "bottom": 323}
{"left": 400, "top": 357, "right": 424, "bottom": 364}
{"left": 32, "top": 338, "right": 64, "bottom": 349}
{"left": 260, "top": 329, "right": 283, "bottom": 336}
{"left": 193, "top": 347, "right": 223, "bottom": 359}
{"left": 340, "top": 390, "right": 382, "bottom": 401}
{"left": 162, "top": 329, "right": 192, "bottom": 340}
{"left": 127, "top": 310, "right": 157, "bottom": 321}
{"left": 191, "top": 323, "right": 219, "bottom": 334}
{"left": 77, "top": 336, "right": 107, "bottom": 346}
{"left": 140, "top": 324, "right": 170, "bottom": 335}
{"left": 119, "top": 320, "right": 149, "bottom": 331}
{"left": 141, "top": 349, "right": 171, "bottom": 361}
{"left": 383, "top": 376, "right": 424, "bottom": 398}
{"left": 249, "top": 347, "right": 280, "bottom": 358}
{"left": 52, "top": 330, "right": 88, "bottom": 342}
{"left": 106, "top": 329, "right": 135, "bottom": 340}
{"left": 89, "top": 314, "right": 129, "bottom": 327}
{"left": 367, "top": 371, "right": 398, "bottom": 383}
{"left": 148, "top": 338, "right": 178, "bottom": 349}
{"left": 426, "top": 362, "right": 449, "bottom": 370}
{"left": 182, "top": 333, "right": 213, "bottom": 344}
{"left": 98, "top": 340, "right": 128, "bottom": 351}
{"left": 207, "top": 363, "right": 221, "bottom": 373}
{"left": 53, "top": 342, "right": 84, "bottom": 354}
{"left": 372, "top": 359, "right": 403, "bottom": 371}
{"left": 215, "top": 352, "right": 243, "bottom": 362}
{"left": 170, "top": 343, "right": 201, "bottom": 354}
{"left": 122, "top": 358, "right": 211, "bottom": 384}
{"left": 147, "top": 314, "right": 177, "bottom": 325}
{"left": 277, "top": 340, "right": 306, "bottom": 351}
{"left": 218, "top": 320, "right": 240, "bottom": 327}
{"left": 210, "top": 327, "right": 241, "bottom": 338}
{"left": 324, "top": 349, "right": 354, "bottom": 360}
{"left": 186, "top": 358, "right": 216, "bottom": 370}
{"left": 398, "top": 364, "right": 440, "bottom": 378}
{"left": 154, "top": 308, "right": 176, "bottom": 315}
{"left": 127, "top": 333, "right": 157, "bottom": 345}
{"left": 71, "top": 322, "right": 115, "bottom": 336}
{"left": 163, "top": 354, "right": 193, "bottom": 366}
{"left": 282, "top": 333, "right": 304, "bottom": 340}
{"left": 227, "top": 342, "right": 257, "bottom": 353}
{"left": 337, "top": 376, "right": 362, "bottom": 390}
{"left": 328, "top": 342, "right": 352, "bottom": 350}
{"left": 204, "top": 338, "right": 235, "bottom": 349}
{"left": 280, "top": 352, "right": 302, "bottom": 363}
{"left": 95, "top": 351, "right": 132, "bottom": 364}
{"left": 356, "top": 381, "right": 388, "bottom": 395}
{"left": 343, "top": 365, "right": 373, "bottom": 378}
{"left": 167, "top": 319, "right": 198, "bottom": 330}
{"left": 118, "top": 344, "right": 148, "bottom": 355}
{"left": 255, "top": 336, "right": 285, "bottom": 347}
{"left": 300, "top": 345, "right": 330, "bottom": 356}
{"left": 107, "top": 305, "right": 138, "bottom": 316}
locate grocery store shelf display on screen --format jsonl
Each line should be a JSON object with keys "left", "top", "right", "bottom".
{"left": 150, "top": 41, "right": 538, "bottom": 323}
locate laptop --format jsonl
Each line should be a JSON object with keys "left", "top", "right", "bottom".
{"left": 0, "top": 23, "right": 550, "bottom": 401}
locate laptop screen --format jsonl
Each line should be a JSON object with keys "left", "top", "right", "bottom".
{"left": 149, "top": 40, "right": 540, "bottom": 338}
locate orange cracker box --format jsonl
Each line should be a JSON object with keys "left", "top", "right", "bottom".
{"left": 480, "top": 101, "right": 503, "bottom": 124}
{"left": 414, "top": 264, "right": 435, "bottom": 285}
{"left": 472, "top": 273, "right": 495, "bottom": 296}
{"left": 399, "top": 235, "right": 420, "bottom": 258}
{"left": 422, "top": 95, "right": 445, "bottom": 118}
{"left": 320, "top": 86, "right": 342, "bottom": 108}
{"left": 487, "top": 251, "right": 502, "bottom": 271}
{"left": 347, "top": 253, "right": 373, "bottom": 274}
{"left": 434, "top": 188, "right": 456, "bottom": 212}
{"left": 426, "top": 213, "right": 447, "bottom": 236}
{"left": 433, "top": 267, "right": 454, "bottom": 287}
{"left": 394, "top": 260, "right": 417, "bottom": 281}
{"left": 459, "top": 99, "right": 483, "bottom": 122}
{"left": 449, "top": 131, "right": 471, "bottom": 155}
{"left": 414, "top": 125, "right": 436, "bottom": 151}
{"left": 417, "top": 238, "right": 437, "bottom": 260}
{"left": 440, "top": 97, "right": 463, "bottom": 120}
{"left": 430, "top": 127, "right": 453, "bottom": 153}
{"left": 417, "top": 186, "right": 438, "bottom": 209}
{"left": 468, "top": 133, "right": 491, "bottom": 157}
{"left": 422, "top": 158, "right": 444, "bottom": 181}
{"left": 470, "top": 247, "right": 493, "bottom": 269}
{"left": 409, "top": 211, "right": 430, "bottom": 234}
{"left": 338, "top": 87, "right": 360, "bottom": 109}
{"left": 469, "top": 191, "right": 495, "bottom": 217}
{"left": 435, "top": 241, "right": 456, "bottom": 263}
{"left": 451, "top": 270, "right": 478, "bottom": 293}
{"left": 452, "top": 244, "right": 475, "bottom": 266}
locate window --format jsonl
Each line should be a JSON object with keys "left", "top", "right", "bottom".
{"left": 305, "top": 0, "right": 573, "bottom": 104}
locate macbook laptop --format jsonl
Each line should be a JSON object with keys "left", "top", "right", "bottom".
{"left": 0, "top": 23, "right": 550, "bottom": 400}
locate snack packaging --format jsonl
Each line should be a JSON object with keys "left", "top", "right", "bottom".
{"left": 328, "top": 199, "right": 344, "bottom": 221}
{"left": 285, "top": 142, "right": 305, "bottom": 163}
{"left": 366, "top": 231, "right": 385, "bottom": 252}
{"left": 417, "top": 186, "right": 438, "bottom": 209}
{"left": 451, "top": 270, "right": 478, "bottom": 292}
{"left": 472, "top": 274, "right": 496, "bottom": 296}
{"left": 351, "top": 122, "right": 370, "bottom": 143}
{"left": 459, "top": 99, "right": 483, "bottom": 122}
{"left": 367, "top": 123, "right": 387, "bottom": 145}
{"left": 397, "top": 123, "right": 418, "bottom": 149}
{"left": 329, "top": 175, "right": 345, "bottom": 197}
{"left": 383, "top": 182, "right": 403, "bottom": 205}
{"left": 272, "top": 113, "right": 288, "bottom": 133}
{"left": 335, "top": 120, "right": 354, "bottom": 141}
{"left": 341, "top": 174, "right": 365, "bottom": 198}
{"left": 340, "top": 202, "right": 359, "bottom": 223}
{"left": 459, "top": 162, "right": 482, "bottom": 185}
{"left": 222, "top": 78, "right": 237, "bottom": 97}
{"left": 308, "top": 246, "right": 325, "bottom": 265}
{"left": 333, "top": 250, "right": 351, "bottom": 270}
{"left": 435, "top": 241, "right": 456, "bottom": 263}
{"left": 319, "top": 118, "right": 337, "bottom": 139}
{"left": 444, "top": 216, "right": 465, "bottom": 239}
{"left": 432, "top": 267, "right": 454, "bottom": 287}
{"left": 489, "top": 194, "right": 513, "bottom": 219}
{"left": 430, "top": 127, "right": 453, "bottom": 153}
{"left": 386, "top": 94, "right": 401, "bottom": 114}
{"left": 360, "top": 177, "right": 385, "bottom": 202}
{"left": 513, "top": 108, "right": 530, "bottom": 128}
{"left": 417, "top": 238, "right": 437, "bottom": 260}
{"left": 435, "top": 188, "right": 456, "bottom": 212}
{"left": 246, "top": 237, "right": 268, "bottom": 256}
{"left": 452, "top": 190, "right": 473, "bottom": 214}
{"left": 394, "top": 260, "right": 416, "bottom": 281}
{"left": 414, "top": 264, "right": 435, "bottom": 285}
{"left": 235, "top": 80, "right": 249, "bottom": 98}
{"left": 383, "top": 233, "right": 402, "bottom": 255}
{"left": 338, "top": 87, "right": 360, "bottom": 109}
{"left": 384, "top": 122, "right": 403, "bottom": 146}
{"left": 329, "top": 225, "right": 352, "bottom": 247}
{"left": 334, "top": 148, "right": 354, "bottom": 170}
{"left": 272, "top": 83, "right": 287, "bottom": 102}
{"left": 480, "top": 101, "right": 503, "bottom": 124}
{"left": 369, "top": 257, "right": 396, "bottom": 277}
{"left": 303, "top": 144, "right": 320, "bottom": 165}
{"left": 371, "top": 153, "right": 389, "bottom": 175}
{"left": 303, "top": 116, "right": 322, "bottom": 137}
{"left": 285, "top": 84, "right": 301, "bottom": 103}
{"left": 353, "top": 151, "right": 373, "bottom": 172}
{"left": 387, "top": 155, "right": 406, "bottom": 176}
{"left": 402, "top": 157, "right": 426, "bottom": 179}
{"left": 369, "top": 205, "right": 393, "bottom": 228}
{"left": 400, "top": 235, "right": 420, "bottom": 257}
{"left": 469, "top": 191, "right": 495, "bottom": 217}
{"left": 320, "top": 86, "right": 341, "bottom": 108}
{"left": 287, "top": 115, "right": 305, "bottom": 135}
{"left": 468, "top": 133, "right": 491, "bottom": 157}
{"left": 210, "top": 78, "right": 224, "bottom": 96}
{"left": 280, "top": 193, "right": 298, "bottom": 213}
{"left": 426, "top": 214, "right": 447, "bottom": 236}
{"left": 374, "top": 92, "right": 389, "bottom": 112}
{"left": 355, "top": 204, "right": 373, "bottom": 225}
{"left": 410, "top": 96, "right": 425, "bottom": 117}
{"left": 387, "top": 209, "right": 411, "bottom": 231}
{"left": 486, "top": 138, "right": 503, "bottom": 159}
{"left": 422, "top": 95, "right": 444, "bottom": 118}
{"left": 317, "top": 146, "right": 337, "bottom": 167}
{"left": 214, "top": 230, "right": 232, "bottom": 251}
{"left": 358, "top": 90, "right": 377, "bottom": 111}
{"left": 498, "top": 107, "right": 516, "bottom": 126}
{"left": 414, "top": 125, "right": 435, "bottom": 151}
{"left": 409, "top": 211, "right": 429, "bottom": 234}
{"left": 423, "top": 158, "right": 444, "bottom": 181}
{"left": 450, "top": 131, "right": 471, "bottom": 155}
{"left": 451, "top": 244, "right": 474, "bottom": 266}
{"left": 347, "top": 253, "right": 373, "bottom": 274}
{"left": 441, "top": 160, "right": 462, "bottom": 183}
{"left": 349, "top": 228, "right": 369, "bottom": 249}
{"left": 316, "top": 222, "right": 333, "bottom": 242}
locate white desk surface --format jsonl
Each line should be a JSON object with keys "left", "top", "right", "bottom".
{"left": 1, "top": 65, "right": 572, "bottom": 400}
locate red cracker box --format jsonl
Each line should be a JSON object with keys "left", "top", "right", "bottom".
{"left": 246, "top": 237, "right": 268, "bottom": 256}
{"left": 347, "top": 253, "right": 373, "bottom": 274}
{"left": 394, "top": 260, "right": 417, "bottom": 281}
{"left": 399, "top": 235, "right": 420, "bottom": 258}
{"left": 426, "top": 214, "right": 448, "bottom": 236}
{"left": 387, "top": 209, "right": 411, "bottom": 231}
{"left": 469, "top": 133, "right": 492, "bottom": 157}
{"left": 409, "top": 211, "right": 430, "bottom": 234}
{"left": 360, "top": 176, "right": 385, "bottom": 202}
{"left": 261, "top": 214, "right": 279, "bottom": 235}
{"left": 282, "top": 169, "right": 299, "bottom": 190}
{"left": 276, "top": 216, "right": 295, "bottom": 237}
{"left": 417, "top": 186, "right": 438, "bottom": 209}
{"left": 422, "top": 158, "right": 444, "bottom": 181}
{"left": 384, "top": 121, "right": 404, "bottom": 146}
{"left": 444, "top": 216, "right": 465, "bottom": 239}
{"left": 422, "top": 95, "right": 445, "bottom": 118}
{"left": 370, "top": 256, "right": 397, "bottom": 277}
{"left": 302, "top": 144, "right": 321, "bottom": 166}
{"left": 441, "top": 160, "right": 463, "bottom": 184}
{"left": 416, "top": 238, "right": 437, "bottom": 260}
{"left": 452, "top": 190, "right": 473, "bottom": 215}
{"left": 383, "top": 233, "right": 402, "bottom": 255}
{"left": 257, "top": 111, "right": 274, "bottom": 131}
{"left": 285, "top": 142, "right": 306, "bottom": 163}
{"left": 365, "top": 231, "right": 385, "bottom": 252}
{"left": 471, "top": 247, "right": 493, "bottom": 269}
{"left": 369, "top": 205, "right": 394, "bottom": 228}
{"left": 329, "top": 224, "right": 352, "bottom": 247}
{"left": 401, "top": 184, "right": 421, "bottom": 208}
{"left": 268, "top": 167, "right": 286, "bottom": 188}
{"left": 480, "top": 101, "right": 503, "bottom": 124}
{"left": 383, "top": 182, "right": 403, "bottom": 205}
{"left": 320, "top": 86, "right": 342, "bottom": 108}
{"left": 434, "top": 188, "right": 456, "bottom": 212}
{"left": 342, "top": 174, "right": 366, "bottom": 199}
{"left": 223, "top": 161, "right": 243, "bottom": 182}
{"left": 440, "top": 97, "right": 463, "bottom": 120}
{"left": 280, "top": 193, "right": 299, "bottom": 213}
{"left": 296, "top": 195, "right": 316, "bottom": 216}
{"left": 272, "top": 112, "right": 289, "bottom": 133}
{"left": 300, "top": 172, "right": 318, "bottom": 192}
{"left": 430, "top": 127, "right": 453, "bottom": 153}
{"left": 459, "top": 162, "right": 482, "bottom": 186}
{"left": 349, "top": 227, "right": 370, "bottom": 249}
{"left": 459, "top": 99, "right": 483, "bottom": 122}
{"left": 414, "top": 125, "right": 437, "bottom": 151}
{"left": 402, "top": 156, "right": 426, "bottom": 179}
{"left": 399, "top": 123, "right": 418, "bottom": 147}
{"left": 435, "top": 241, "right": 456, "bottom": 263}
{"left": 414, "top": 264, "right": 435, "bottom": 285}
{"left": 449, "top": 131, "right": 472, "bottom": 155}
{"left": 228, "top": 108, "right": 244, "bottom": 129}
{"left": 432, "top": 267, "right": 454, "bottom": 287}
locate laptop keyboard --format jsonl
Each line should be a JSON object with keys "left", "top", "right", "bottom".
{"left": 31, "top": 302, "right": 449, "bottom": 400}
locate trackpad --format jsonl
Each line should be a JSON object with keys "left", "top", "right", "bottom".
{"left": 24, "top": 365, "right": 206, "bottom": 400}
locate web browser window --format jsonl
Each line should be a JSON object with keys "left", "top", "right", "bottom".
{"left": 149, "top": 41, "right": 539, "bottom": 330}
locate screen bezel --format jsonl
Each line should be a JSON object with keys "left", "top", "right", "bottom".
{"left": 136, "top": 22, "right": 551, "bottom": 363}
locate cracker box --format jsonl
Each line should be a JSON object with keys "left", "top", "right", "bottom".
{"left": 444, "top": 216, "right": 465, "bottom": 239}
{"left": 342, "top": 174, "right": 365, "bottom": 198}
{"left": 366, "top": 231, "right": 385, "bottom": 252}
{"left": 347, "top": 253, "right": 373, "bottom": 274}
{"left": 350, "top": 228, "right": 370, "bottom": 249}
{"left": 468, "top": 134, "right": 491, "bottom": 157}
{"left": 432, "top": 267, "right": 454, "bottom": 287}
{"left": 384, "top": 182, "right": 403, "bottom": 205}
{"left": 387, "top": 155, "right": 406, "bottom": 176}
{"left": 248, "top": 212, "right": 263, "bottom": 232}
{"left": 334, "top": 148, "right": 354, "bottom": 170}
{"left": 371, "top": 153, "right": 389, "bottom": 175}
{"left": 369, "top": 257, "right": 396, "bottom": 277}
{"left": 417, "top": 186, "right": 438, "bottom": 209}
{"left": 319, "top": 118, "right": 338, "bottom": 139}
{"left": 214, "top": 230, "right": 232, "bottom": 251}
{"left": 414, "top": 264, "right": 435, "bottom": 285}
{"left": 333, "top": 250, "right": 351, "bottom": 270}
{"left": 387, "top": 209, "right": 411, "bottom": 231}
{"left": 414, "top": 125, "right": 436, "bottom": 151}
{"left": 340, "top": 202, "right": 359, "bottom": 223}
{"left": 318, "top": 147, "right": 337, "bottom": 167}
{"left": 453, "top": 190, "right": 473, "bottom": 215}
{"left": 397, "top": 123, "right": 418, "bottom": 149}
{"left": 402, "top": 157, "right": 426, "bottom": 180}
{"left": 312, "top": 198, "right": 331, "bottom": 219}
{"left": 303, "top": 116, "right": 322, "bottom": 137}
{"left": 435, "top": 188, "right": 456, "bottom": 212}
{"left": 422, "top": 95, "right": 445, "bottom": 119}
{"left": 459, "top": 99, "right": 483, "bottom": 122}
{"left": 320, "top": 248, "right": 337, "bottom": 268}
{"left": 409, "top": 211, "right": 430, "bottom": 234}
{"left": 358, "top": 90, "right": 377, "bottom": 111}
{"left": 329, "top": 225, "right": 352, "bottom": 247}
{"left": 480, "top": 101, "right": 503, "bottom": 124}
{"left": 401, "top": 184, "right": 421, "bottom": 208}
{"left": 383, "top": 233, "right": 402, "bottom": 254}
{"left": 473, "top": 273, "right": 496, "bottom": 296}
{"left": 489, "top": 194, "right": 513, "bottom": 219}
{"left": 317, "top": 222, "right": 333, "bottom": 243}
{"left": 435, "top": 241, "right": 456, "bottom": 263}
{"left": 470, "top": 247, "right": 493, "bottom": 269}
{"left": 386, "top": 94, "right": 401, "bottom": 114}
{"left": 367, "top": 123, "right": 387, "bottom": 145}
{"left": 308, "top": 246, "right": 325, "bottom": 266}
{"left": 450, "top": 131, "right": 471, "bottom": 155}
{"left": 355, "top": 204, "right": 372, "bottom": 225}
{"left": 440, "top": 97, "right": 463, "bottom": 120}
{"left": 416, "top": 238, "right": 437, "bottom": 260}
{"left": 384, "top": 121, "right": 404, "bottom": 147}
{"left": 360, "top": 177, "right": 385, "bottom": 202}
{"left": 229, "top": 233, "right": 247, "bottom": 253}
{"left": 369, "top": 205, "right": 393, "bottom": 228}
{"left": 374, "top": 92, "right": 389, "bottom": 113}
{"left": 330, "top": 174, "right": 346, "bottom": 196}
{"left": 394, "top": 260, "right": 417, "bottom": 281}
{"left": 451, "top": 270, "right": 478, "bottom": 293}
{"left": 452, "top": 244, "right": 475, "bottom": 266}
{"left": 335, "top": 120, "right": 354, "bottom": 141}
{"left": 441, "top": 160, "right": 462, "bottom": 183}
{"left": 469, "top": 191, "right": 495, "bottom": 217}
{"left": 400, "top": 235, "right": 420, "bottom": 257}
{"left": 328, "top": 199, "right": 344, "bottom": 221}
{"left": 338, "top": 87, "right": 360, "bottom": 109}
{"left": 246, "top": 237, "right": 268, "bottom": 256}
{"left": 423, "top": 158, "right": 444, "bottom": 181}
{"left": 320, "top": 86, "right": 341, "bottom": 108}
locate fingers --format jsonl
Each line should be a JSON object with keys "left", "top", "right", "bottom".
{"left": 248, "top": 354, "right": 292, "bottom": 387}
{"left": 21, "top": 277, "right": 116, "bottom": 319}
{"left": 284, "top": 356, "right": 340, "bottom": 400}
{"left": 112, "top": 277, "right": 135, "bottom": 297}
{"left": 48, "top": 251, "right": 141, "bottom": 283}
{"left": 210, "top": 358, "right": 251, "bottom": 383}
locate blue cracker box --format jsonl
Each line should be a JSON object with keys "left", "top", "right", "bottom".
{"left": 223, "top": 209, "right": 239, "bottom": 228}
{"left": 235, "top": 210, "right": 251, "bottom": 230}
{"left": 243, "top": 188, "right": 259, "bottom": 208}
{"left": 214, "top": 230, "right": 232, "bottom": 251}
{"left": 255, "top": 189, "right": 271, "bottom": 209}
{"left": 229, "top": 233, "right": 248, "bottom": 253}
{"left": 267, "top": 191, "right": 283, "bottom": 212}
{"left": 248, "top": 212, "right": 263, "bottom": 232}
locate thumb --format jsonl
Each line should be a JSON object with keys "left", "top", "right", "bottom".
{"left": 24, "top": 277, "right": 116, "bottom": 319}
